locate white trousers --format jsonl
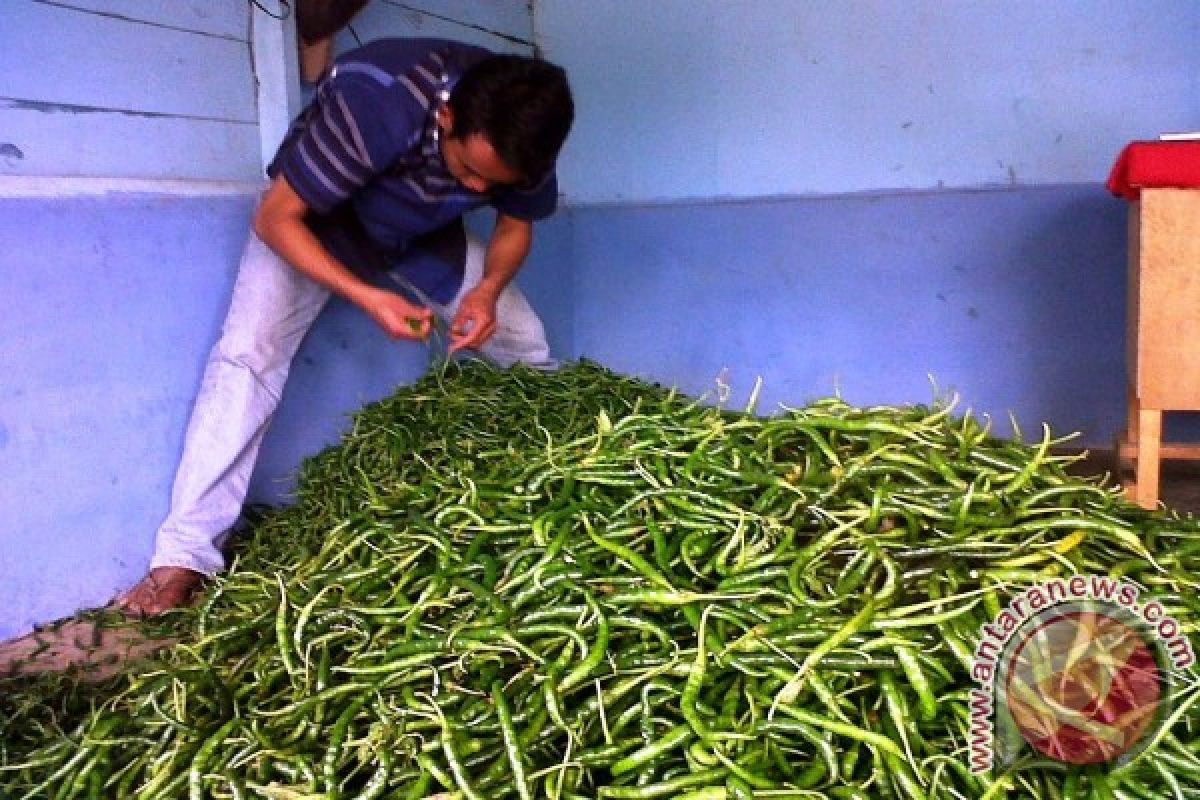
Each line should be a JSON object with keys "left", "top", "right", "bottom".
{"left": 150, "top": 230, "right": 552, "bottom": 575}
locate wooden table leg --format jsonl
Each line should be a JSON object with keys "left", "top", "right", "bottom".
{"left": 1126, "top": 384, "right": 1140, "bottom": 446}
{"left": 1119, "top": 387, "right": 1139, "bottom": 498}
{"left": 1135, "top": 408, "right": 1162, "bottom": 509}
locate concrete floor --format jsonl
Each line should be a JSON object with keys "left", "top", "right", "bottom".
{"left": 2, "top": 448, "right": 1197, "bottom": 680}
{"left": 0, "top": 614, "right": 175, "bottom": 682}
{"left": 1154, "top": 463, "right": 1200, "bottom": 514}
{"left": 1070, "top": 448, "right": 1200, "bottom": 516}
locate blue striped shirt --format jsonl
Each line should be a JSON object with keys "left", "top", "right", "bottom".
{"left": 268, "top": 38, "right": 558, "bottom": 258}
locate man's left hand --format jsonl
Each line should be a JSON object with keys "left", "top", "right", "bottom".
{"left": 449, "top": 285, "right": 499, "bottom": 353}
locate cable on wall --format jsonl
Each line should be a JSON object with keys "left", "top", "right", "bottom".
{"left": 249, "top": 0, "right": 293, "bottom": 21}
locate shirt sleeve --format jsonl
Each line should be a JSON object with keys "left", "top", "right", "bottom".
{"left": 274, "top": 73, "right": 422, "bottom": 214}
{"left": 492, "top": 170, "right": 560, "bottom": 221}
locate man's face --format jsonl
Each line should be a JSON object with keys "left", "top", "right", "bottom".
{"left": 437, "top": 108, "right": 523, "bottom": 193}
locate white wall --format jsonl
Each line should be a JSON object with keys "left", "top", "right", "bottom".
{"left": 1, "top": 1, "right": 262, "bottom": 180}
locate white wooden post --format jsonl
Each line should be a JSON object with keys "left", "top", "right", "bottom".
{"left": 251, "top": 0, "right": 302, "bottom": 175}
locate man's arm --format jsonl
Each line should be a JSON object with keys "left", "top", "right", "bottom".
{"left": 254, "top": 175, "right": 433, "bottom": 340}
{"left": 450, "top": 213, "right": 533, "bottom": 352}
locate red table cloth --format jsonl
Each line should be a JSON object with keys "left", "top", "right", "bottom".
{"left": 1107, "top": 140, "right": 1200, "bottom": 201}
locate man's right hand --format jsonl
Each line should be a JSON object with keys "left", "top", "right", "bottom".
{"left": 362, "top": 288, "right": 434, "bottom": 340}
{"left": 254, "top": 177, "right": 434, "bottom": 342}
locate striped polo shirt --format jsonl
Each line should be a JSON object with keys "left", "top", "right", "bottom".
{"left": 267, "top": 38, "right": 559, "bottom": 300}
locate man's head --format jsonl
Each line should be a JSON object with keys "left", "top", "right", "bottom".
{"left": 436, "top": 55, "right": 574, "bottom": 192}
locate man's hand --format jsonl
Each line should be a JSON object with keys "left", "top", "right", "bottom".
{"left": 447, "top": 214, "right": 533, "bottom": 354}
{"left": 449, "top": 284, "right": 499, "bottom": 353}
{"left": 363, "top": 288, "right": 434, "bottom": 340}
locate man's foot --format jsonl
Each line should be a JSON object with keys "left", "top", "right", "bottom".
{"left": 115, "top": 567, "right": 205, "bottom": 616}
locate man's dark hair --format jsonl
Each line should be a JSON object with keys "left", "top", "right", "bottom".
{"left": 448, "top": 55, "right": 574, "bottom": 183}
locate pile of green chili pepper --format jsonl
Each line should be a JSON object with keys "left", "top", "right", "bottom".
{"left": 3, "top": 359, "right": 1200, "bottom": 799}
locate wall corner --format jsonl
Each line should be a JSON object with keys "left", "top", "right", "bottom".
{"left": 252, "top": 1, "right": 302, "bottom": 175}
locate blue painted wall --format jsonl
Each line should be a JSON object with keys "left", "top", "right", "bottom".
{"left": 537, "top": 0, "right": 1200, "bottom": 202}
{"left": 335, "top": 0, "right": 535, "bottom": 54}
{"left": 0, "top": 0, "right": 266, "bottom": 641}
{"left": 532, "top": 1, "right": 1200, "bottom": 445}
{"left": 558, "top": 186, "right": 1127, "bottom": 437}
{"left": 0, "top": 193, "right": 255, "bottom": 637}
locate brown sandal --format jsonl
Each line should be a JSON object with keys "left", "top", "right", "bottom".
{"left": 115, "top": 567, "right": 205, "bottom": 617}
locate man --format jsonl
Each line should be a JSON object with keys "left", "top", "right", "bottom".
{"left": 116, "top": 38, "right": 574, "bottom": 614}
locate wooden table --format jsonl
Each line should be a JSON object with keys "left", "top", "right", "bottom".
{"left": 1116, "top": 188, "right": 1200, "bottom": 508}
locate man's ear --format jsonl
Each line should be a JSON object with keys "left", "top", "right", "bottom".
{"left": 436, "top": 105, "right": 454, "bottom": 136}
